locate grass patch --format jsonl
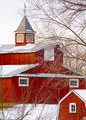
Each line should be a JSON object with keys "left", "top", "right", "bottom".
{"left": 0, "top": 103, "right": 13, "bottom": 109}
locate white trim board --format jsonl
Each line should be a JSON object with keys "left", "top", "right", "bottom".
{"left": 17, "top": 73, "right": 85, "bottom": 78}
{"left": 59, "top": 90, "right": 86, "bottom": 104}
{"left": 62, "top": 64, "right": 85, "bottom": 76}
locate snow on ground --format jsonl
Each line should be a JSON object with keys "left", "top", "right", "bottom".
{"left": 0, "top": 104, "right": 58, "bottom": 120}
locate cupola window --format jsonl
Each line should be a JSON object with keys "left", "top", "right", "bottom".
{"left": 17, "top": 34, "right": 24, "bottom": 42}
{"left": 26, "top": 34, "right": 33, "bottom": 43}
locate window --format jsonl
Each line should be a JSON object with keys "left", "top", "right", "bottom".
{"left": 69, "top": 79, "right": 79, "bottom": 88}
{"left": 26, "top": 34, "right": 33, "bottom": 43}
{"left": 44, "top": 47, "right": 54, "bottom": 61}
{"left": 69, "top": 103, "right": 76, "bottom": 113}
{"left": 19, "top": 77, "right": 29, "bottom": 87}
{"left": 17, "top": 34, "right": 24, "bottom": 42}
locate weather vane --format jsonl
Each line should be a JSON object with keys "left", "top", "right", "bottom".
{"left": 24, "top": 3, "right": 27, "bottom": 16}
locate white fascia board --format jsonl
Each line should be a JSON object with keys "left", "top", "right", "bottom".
{"left": 73, "top": 90, "right": 86, "bottom": 103}
{"left": 59, "top": 90, "right": 74, "bottom": 104}
{"left": 57, "top": 48, "right": 67, "bottom": 54}
{"left": 62, "top": 64, "right": 85, "bottom": 76}
{"left": 16, "top": 73, "right": 85, "bottom": 78}
{"left": 59, "top": 90, "right": 86, "bottom": 104}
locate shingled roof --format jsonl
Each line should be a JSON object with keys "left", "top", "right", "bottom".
{"left": 15, "top": 16, "right": 35, "bottom": 33}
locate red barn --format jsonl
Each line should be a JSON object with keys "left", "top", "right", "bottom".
{"left": 58, "top": 90, "right": 86, "bottom": 120}
{"left": 0, "top": 6, "right": 86, "bottom": 104}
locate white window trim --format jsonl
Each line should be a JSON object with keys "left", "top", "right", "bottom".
{"left": 69, "top": 103, "right": 76, "bottom": 113}
{"left": 19, "top": 77, "right": 29, "bottom": 87}
{"left": 69, "top": 79, "right": 79, "bottom": 88}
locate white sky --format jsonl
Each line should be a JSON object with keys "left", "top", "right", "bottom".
{"left": 0, "top": 0, "right": 25, "bottom": 45}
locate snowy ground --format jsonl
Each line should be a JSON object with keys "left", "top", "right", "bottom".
{"left": 0, "top": 104, "right": 58, "bottom": 120}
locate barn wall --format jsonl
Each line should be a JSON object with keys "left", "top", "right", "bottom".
{"left": 0, "top": 76, "right": 85, "bottom": 104}
{"left": 35, "top": 49, "right": 44, "bottom": 64}
{"left": 22, "top": 45, "right": 76, "bottom": 74}
{"left": 0, "top": 53, "right": 35, "bottom": 65}
{"left": 12, "top": 76, "right": 35, "bottom": 103}
{"left": 0, "top": 78, "right": 12, "bottom": 103}
{"left": 11, "top": 76, "right": 86, "bottom": 104}
{"left": 59, "top": 92, "right": 86, "bottom": 120}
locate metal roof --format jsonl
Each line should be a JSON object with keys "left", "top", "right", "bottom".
{"left": 15, "top": 16, "right": 35, "bottom": 33}
{"left": 0, "top": 63, "right": 39, "bottom": 77}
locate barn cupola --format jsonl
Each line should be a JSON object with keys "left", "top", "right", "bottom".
{"left": 15, "top": 4, "right": 35, "bottom": 46}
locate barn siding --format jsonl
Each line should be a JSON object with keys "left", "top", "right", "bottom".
{"left": 11, "top": 76, "right": 86, "bottom": 104}
{"left": 0, "top": 53, "right": 35, "bottom": 65}
{"left": 12, "top": 76, "right": 35, "bottom": 103}
{"left": 0, "top": 78, "right": 12, "bottom": 102}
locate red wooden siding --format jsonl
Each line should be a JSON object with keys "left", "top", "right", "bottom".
{"left": 59, "top": 92, "right": 86, "bottom": 120}
{"left": 0, "top": 53, "right": 35, "bottom": 65}
{"left": 10, "top": 54, "right": 15, "bottom": 64}
{"left": 12, "top": 76, "right": 35, "bottom": 103}
{"left": 11, "top": 76, "right": 86, "bottom": 104}
{"left": 24, "top": 46, "right": 65, "bottom": 74}
{"left": 0, "top": 78, "right": 12, "bottom": 102}
{"left": 0, "top": 77, "right": 85, "bottom": 104}
{"left": 35, "top": 49, "right": 44, "bottom": 63}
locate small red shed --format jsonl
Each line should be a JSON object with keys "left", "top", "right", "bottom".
{"left": 58, "top": 89, "right": 86, "bottom": 120}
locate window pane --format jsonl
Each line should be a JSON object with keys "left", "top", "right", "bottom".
{"left": 26, "top": 34, "right": 33, "bottom": 42}
{"left": 19, "top": 78, "right": 29, "bottom": 86}
{"left": 17, "top": 34, "right": 24, "bottom": 42}
{"left": 20, "top": 79, "right": 27, "bottom": 84}
{"left": 69, "top": 79, "right": 78, "bottom": 87}
{"left": 71, "top": 105, "right": 75, "bottom": 111}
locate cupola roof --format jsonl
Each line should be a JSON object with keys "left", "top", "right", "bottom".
{"left": 15, "top": 16, "right": 35, "bottom": 33}
{"left": 15, "top": 4, "right": 35, "bottom": 33}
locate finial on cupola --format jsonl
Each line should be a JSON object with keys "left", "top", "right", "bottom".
{"left": 24, "top": 3, "right": 27, "bottom": 16}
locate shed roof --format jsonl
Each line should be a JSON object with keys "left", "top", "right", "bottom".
{"left": 74, "top": 90, "right": 86, "bottom": 101}
{"left": 59, "top": 89, "right": 86, "bottom": 104}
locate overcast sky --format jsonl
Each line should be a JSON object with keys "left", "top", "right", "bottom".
{"left": 0, "top": 0, "right": 25, "bottom": 45}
